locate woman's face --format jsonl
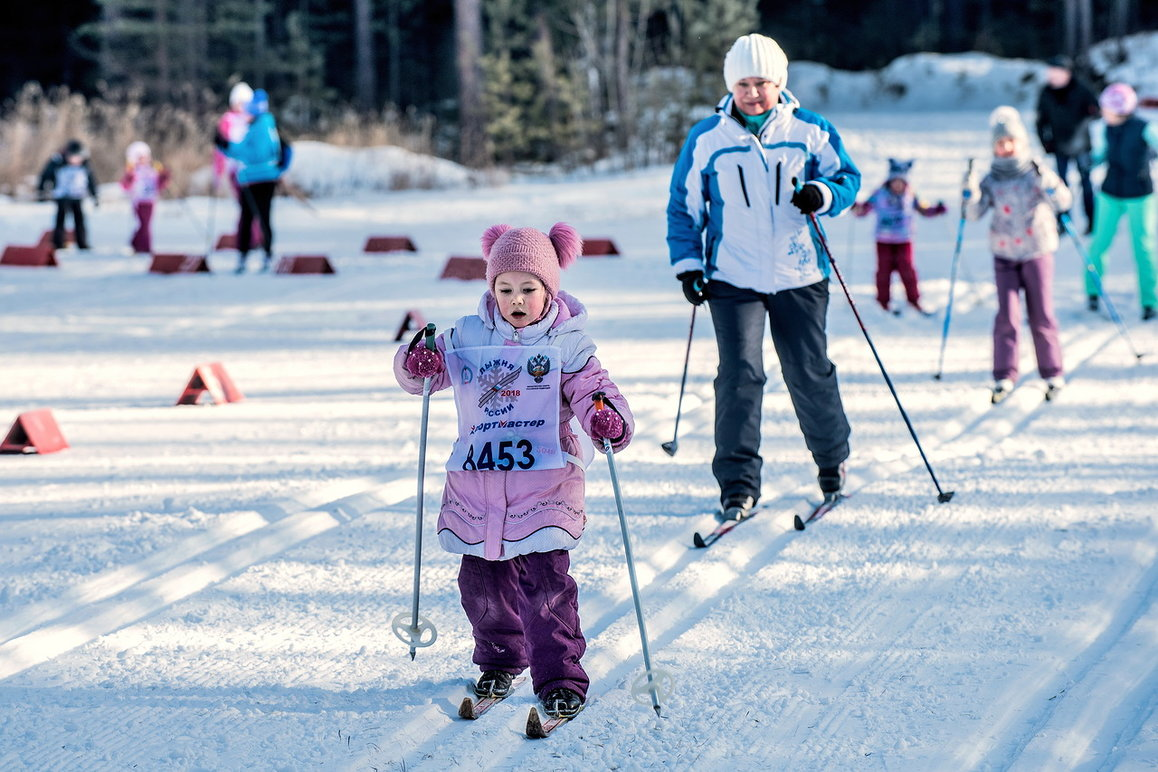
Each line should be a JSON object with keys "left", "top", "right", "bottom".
{"left": 494, "top": 271, "right": 548, "bottom": 329}
{"left": 731, "top": 77, "right": 782, "bottom": 116}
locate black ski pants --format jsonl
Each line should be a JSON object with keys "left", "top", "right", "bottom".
{"left": 707, "top": 280, "right": 850, "bottom": 505}
{"left": 238, "top": 181, "right": 276, "bottom": 257}
{"left": 53, "top": 198, "right": 88, "bottom": 249}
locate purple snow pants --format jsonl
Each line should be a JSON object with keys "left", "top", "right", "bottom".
{"left": 992, "top": 254, "right": 1064, "bottom": 382}
{"left": 131, "top": 201, "right": 155, "bottom": 254}
{"left": 458, "top": 550, "right": 588, "bottom": 699}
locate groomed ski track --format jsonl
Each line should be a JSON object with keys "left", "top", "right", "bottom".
{"left": 2, "top": 112, "right": 1156, "bottom": 770}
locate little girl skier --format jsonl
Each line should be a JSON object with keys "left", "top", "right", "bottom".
{"left": 393, "top": 222, "right": 634, "bottom": 720}
{"left": 964, "top": 106, "right": 1072, "bottom": 404}
{"left": 1085, "top": 82, "right": 1158, "bottom": 321}
{"left": 120, "top": 141, "right": 170, "bottom": 254}
{"left": 852, "top": 158, "right": 947, "bottom": 314}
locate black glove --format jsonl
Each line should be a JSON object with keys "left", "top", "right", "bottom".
{"left": 677, "top": 270, "right": 707, "bottom": 306}
{"left": 213, "top": 131, "right": 229, "bottom": 151}
{"left": 790, "top": 183, "right": 824, "bottom": 214}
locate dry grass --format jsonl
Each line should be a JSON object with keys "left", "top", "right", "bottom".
{"left": 0, "top": 83, "right": 439, "bottom": 199}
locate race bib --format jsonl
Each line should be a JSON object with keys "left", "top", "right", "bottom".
{"left": 446, "top": 345, "right": 564, "bottom": 472}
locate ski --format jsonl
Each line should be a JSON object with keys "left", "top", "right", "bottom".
{"left": 793, "top": 494, "right": 845, "bottom": 531}
{"left": 458, "top": 676, "right": 526, "bottom": 720}
{"left": 526, "top": 705, "right": 583, "bottom": 739}
{"left": 692, "top": 510, "right": 758, "bottom": 548}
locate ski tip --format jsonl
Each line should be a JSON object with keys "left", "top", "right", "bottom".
{"left": 526, "top": 707, "right": 547, "bottom": 739}
{"left": 458, "top": 697, "right": 476, "bottom": 720}
{"left": 793, "top": 514, "right": 806, "bottom": 531}
{"left": 692, "top": 532, "right": 707, "bottom": 548}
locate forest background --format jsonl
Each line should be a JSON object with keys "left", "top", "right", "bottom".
{"left": 1, "top": 0, "right": 1156, "bottom": 196}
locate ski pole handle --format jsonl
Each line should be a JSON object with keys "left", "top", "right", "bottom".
{"left": 423, "top": 322, "right": 436, "bottom": 351}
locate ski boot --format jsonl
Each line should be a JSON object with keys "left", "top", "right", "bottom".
{"left": 991, "top": 378, "right": 1014, "bottom": 405}
{"left": 719, "top": 494, "right": 755, "bottom": 522}
{"left": 817, "top": 462, "right": 846, "bottom": 503}
{"left": 474, "top": 670, "right": 515, "bottom": 698}
{"left": 1044, "top": 376, "right": 1065, "bottom": 401}
{"left": 540, "top": 687, "right": 584, "bottom": 719}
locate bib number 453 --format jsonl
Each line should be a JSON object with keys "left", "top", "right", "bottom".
{"left": 462, "top": 439, "right": 535, "bottom": 471}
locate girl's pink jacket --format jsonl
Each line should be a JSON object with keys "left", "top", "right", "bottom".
{"left": 394, "top": 291, "right": 634, "bottom": 561}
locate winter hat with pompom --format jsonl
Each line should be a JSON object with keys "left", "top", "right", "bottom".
{"left": 887, "top": 158, "right": 914, "bottom": 183}
{"left": 481, "top": 222, "right": 582, "bottom": 301}
{"left": 126, "top": 141, "right": 151, "bottom": 163}
{"left": 1099, "top": 82, "right": 1138, "bottom": 116}
{"left": 989, "top": 106, "right": 1029, "bottom": 145}
{"left": 723, "top": 34, "right": 788, "bottom": 89}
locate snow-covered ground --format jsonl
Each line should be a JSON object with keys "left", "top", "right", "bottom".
{"left": 3, "top": 84, "right": 1158, "bottom": 772}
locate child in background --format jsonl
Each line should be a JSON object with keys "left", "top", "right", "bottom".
{"left": 852, "top": 158, "right": 947, "bottom": 315}
{"left": 37, "top": 139, "right": 99, "bottom": 250}
{"left": 1085, "top": 82, "right": 1158, "bottom": 321}
{"left": 394, "top": 222, "right": 634, "bottom": 720}
{"left": 964, "top": 106, "right": 1072, "bottom": 404}
{"left": 120, "top": 141, "right": 170, "bottom": 254}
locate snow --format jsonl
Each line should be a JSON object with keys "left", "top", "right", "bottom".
{"left": 3, "top": 45, "right": 1158, "bottom": 771}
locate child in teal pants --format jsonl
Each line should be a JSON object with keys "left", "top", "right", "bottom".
{"left": 1086, "top": 83, "right": 1158, "bottom": 321}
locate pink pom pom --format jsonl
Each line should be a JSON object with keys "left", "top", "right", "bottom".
{"left": 480, "top": 224, "right": 512, "bottom": 259}
{"left": 548, "top": 222, "right": 582, "bottom": 270}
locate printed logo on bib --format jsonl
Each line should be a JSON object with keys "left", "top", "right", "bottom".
{"left": 446, "top": 345, "right": 564, "bottom": 472}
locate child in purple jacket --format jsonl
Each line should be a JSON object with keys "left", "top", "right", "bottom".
{"left": 394, "top": 222, "right": 634, "bottom": 720}
{"left": 853, "top": 158, "right": 947, "bottom": 314}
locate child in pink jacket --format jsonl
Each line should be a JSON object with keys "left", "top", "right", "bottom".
{"left": 120, "top": 141, "right": 170, "bottom": 254}
{"left": 394, "top": 222, "right": 634, "bottom": 721}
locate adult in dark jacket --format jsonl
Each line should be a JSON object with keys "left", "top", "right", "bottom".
{"left": 37, "top": 139, "right": 99, "bottom": 250}
{"left": 1035, "top": 56, "right": 1100, "bottom": 232}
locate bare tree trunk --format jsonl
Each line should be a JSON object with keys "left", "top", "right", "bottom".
{"left": 387, "top": 0, "right": 402, "bottom": 106}
{"left": 1077, "top": 0, "right": 1093, "bottom": 53}
{"left": 613, "top": 0, "right": 630, "bottom": 153}
{"left": 353, "top": 0, "right": 376, "bottom": 110}
{"left": 153, "top": 0, "right": 171, "bottom": 98}
{"left": 455, "top": 0, "right": 487, "bottom": 166}
{"left": 253, "top": 0, "right": 267, "bottom": 86}
{"left": 1063, "top": 0, "right": 1078, "bottom": 58}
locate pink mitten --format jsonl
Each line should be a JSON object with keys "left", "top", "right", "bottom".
{"left": 590, "top": 408, "right": 625, "bottom": 443}
{"left": 405, "top": 347, "right": 444, "bottom": 379}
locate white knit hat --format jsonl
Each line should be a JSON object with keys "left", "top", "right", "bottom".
{"left": 126, "top": 141, "right": 151, "bottom": 163}
{"left": 229, "top": 82, "right": 254, "bottom": 109}
{"left": 723, "top": 34, "right": 788, "bottom": 89}
{"left": 989, "top": 106, "right": 1028, "bottom": 144}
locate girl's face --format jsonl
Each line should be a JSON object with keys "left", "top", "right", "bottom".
{"left": 494, "top": 271, "right": 548, "bottom": 329}
{"left": 993, "top": 137, "right": 1018, "bottom": 158}
{"left": 887, "top": 178, "right": 906, "bottom": 194}
{"left": 1103, "top": 109, "right": 1128, "bottom": 126}
{"left": 731, "top": 77, "right": 782, "bottom": 116}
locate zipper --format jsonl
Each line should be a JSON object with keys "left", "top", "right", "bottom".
{"left": 775, "top": 162, "right": 782, "bottom": 205}
{"left": 737, "top": 167, "right": 751, "bottom": 207}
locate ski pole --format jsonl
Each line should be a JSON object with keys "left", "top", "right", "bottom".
{"left": 935, "top": 158, "right": 973, "bottom": 380}
{"left": 795, "top": 179, "right": 954, "bottom": 503}
{"left": 1031, "top": 160, "right": 1144, "bottom": 362}
{"left": 661, "top": 304, "right": 697, "bottom": 456}
{"left": 593, "top": 392, "right": 672, "bottom": 716}
{"left": 392, "top": 323, "right": 440, "bottom": 659}
{"left": 206, "top": 184, "right": 218, "bottom": 257}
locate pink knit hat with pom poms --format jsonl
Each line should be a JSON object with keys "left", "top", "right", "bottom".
{"left": 481, "top": 222, "right": 583, "bottom": 300}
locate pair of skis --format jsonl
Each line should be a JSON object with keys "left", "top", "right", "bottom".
{"left": 457, "top": 677, "right": 579, "bottom": 738}
{"left": 691, "top": 494, "right": 845, "bottom": 548}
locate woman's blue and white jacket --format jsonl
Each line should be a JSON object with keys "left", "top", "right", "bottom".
{"left": 666, "top": 89, "right": 861, "bottom": 294}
